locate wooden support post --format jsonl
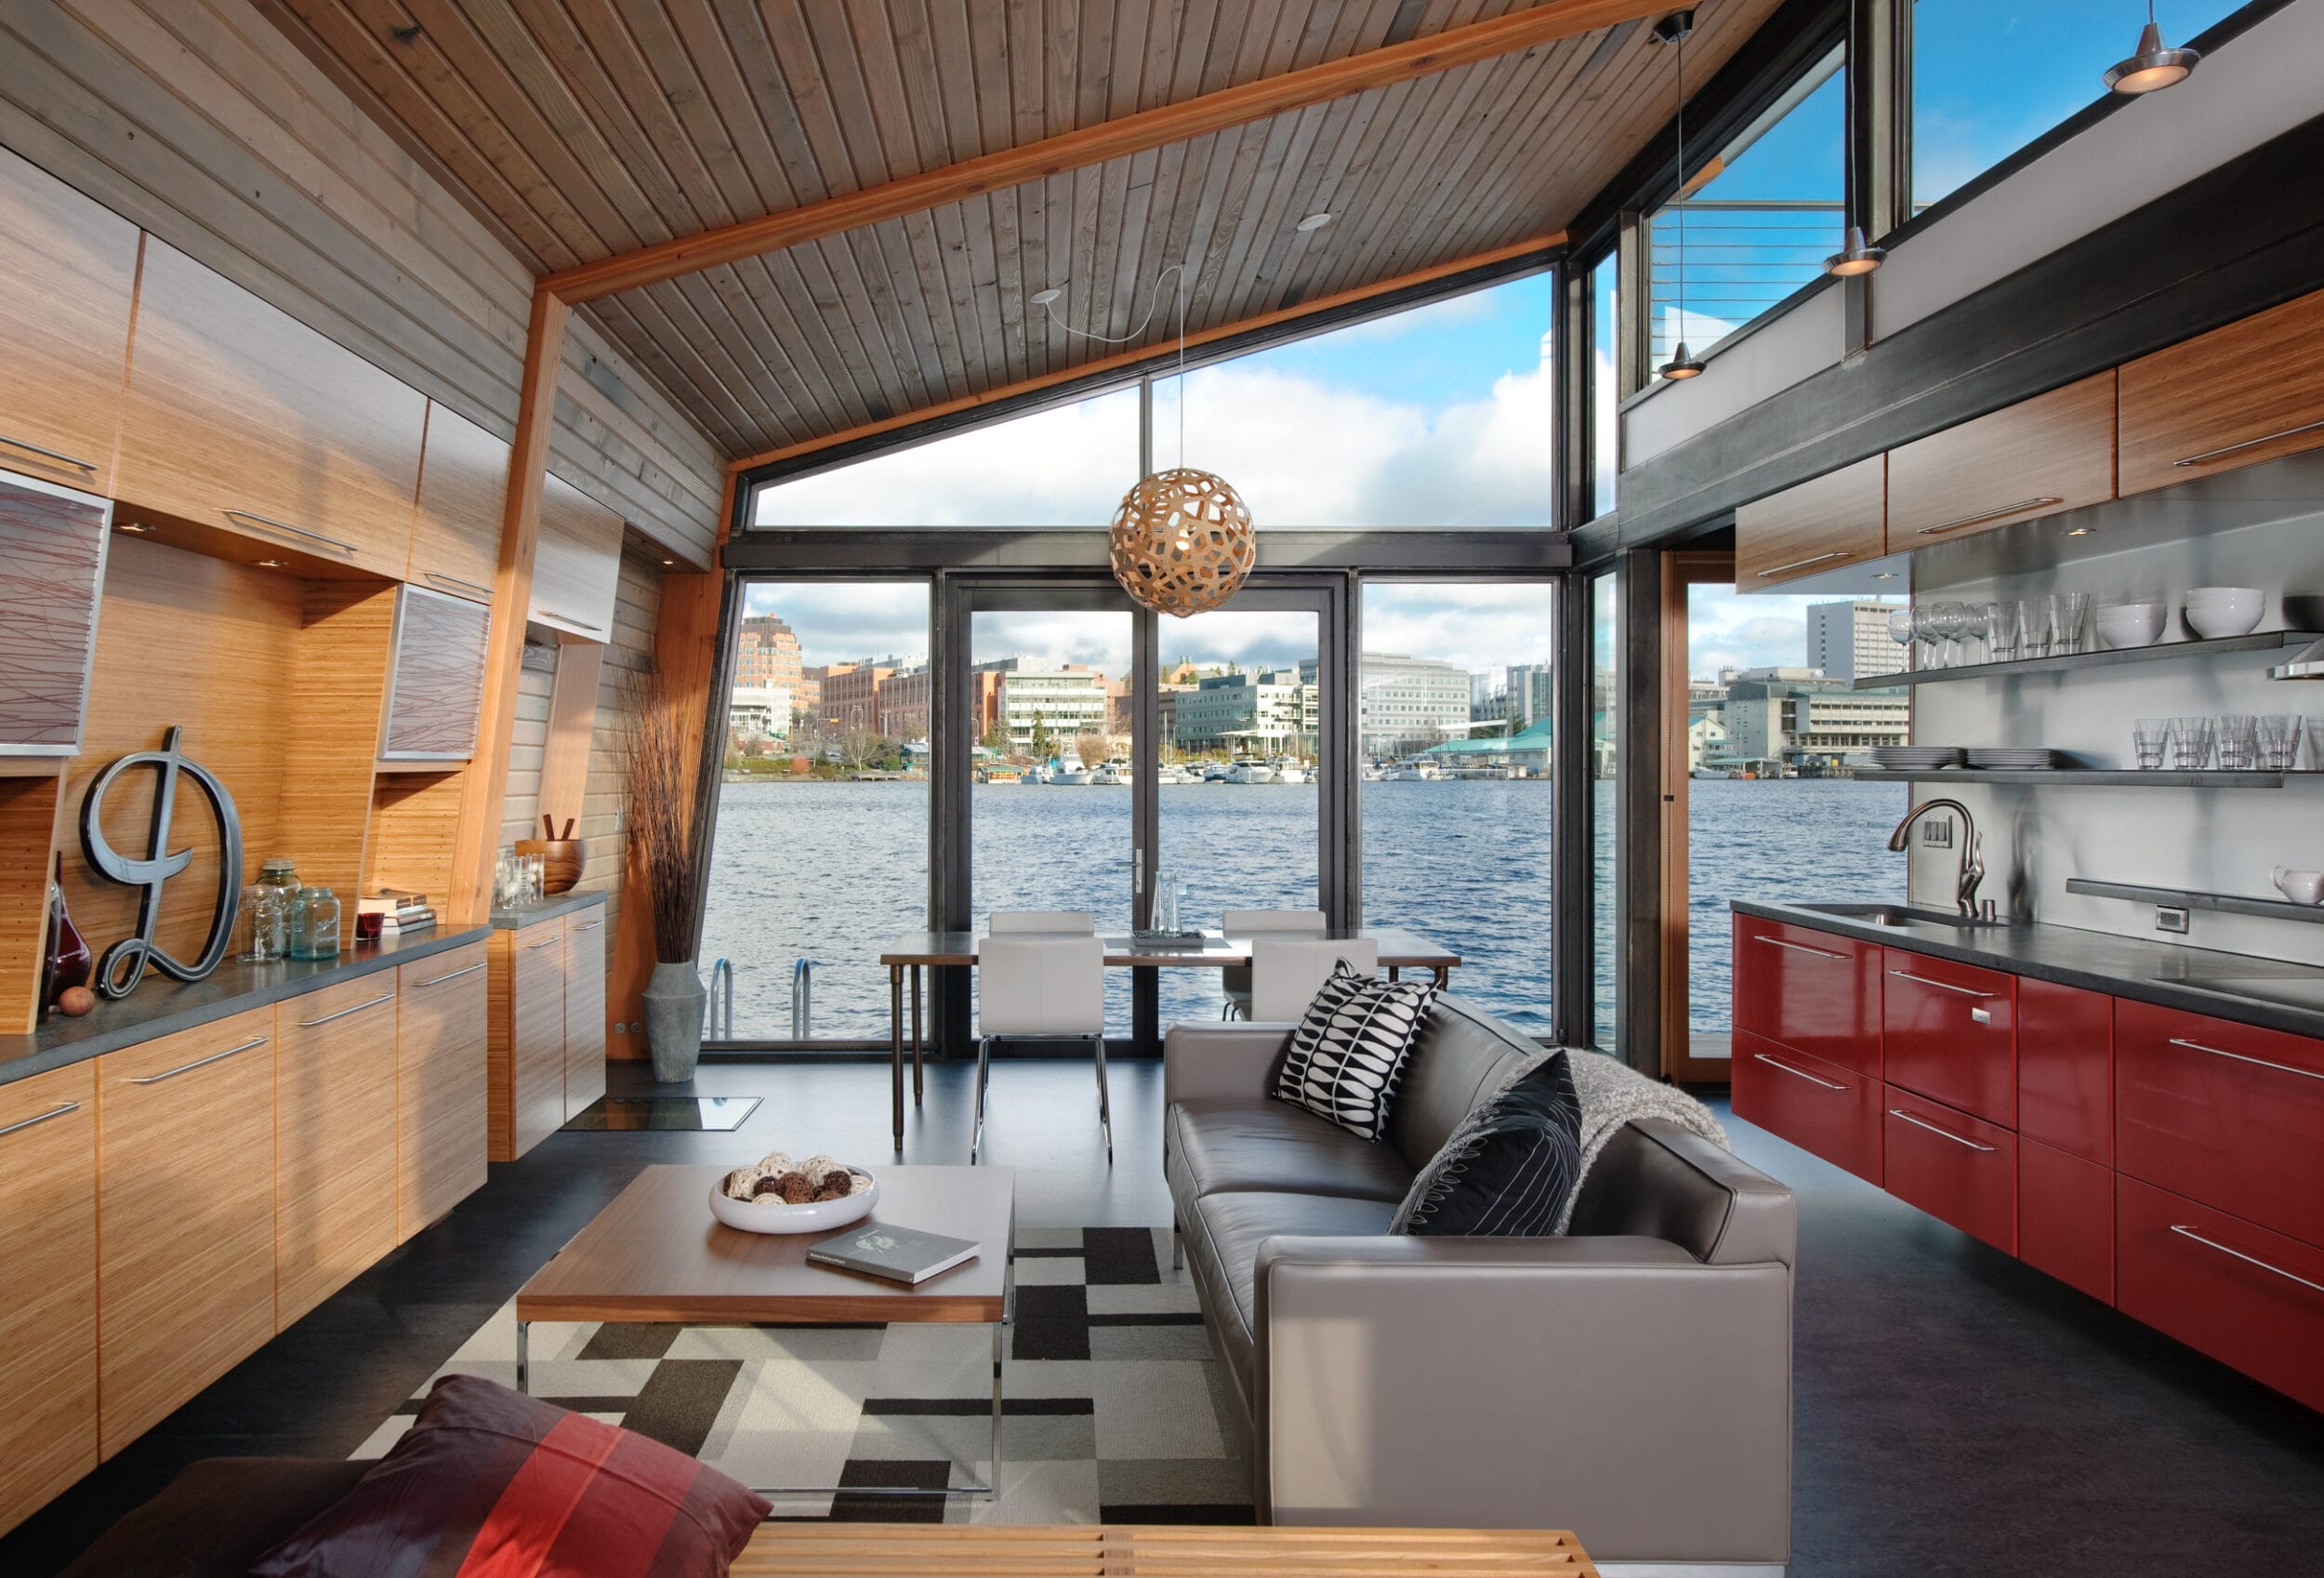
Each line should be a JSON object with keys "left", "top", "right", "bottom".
{"left": 534, "top": 636, "right": 603, "bottom": 840}
{"left": 451, "top": 286, "right": 567, "bottom": 924}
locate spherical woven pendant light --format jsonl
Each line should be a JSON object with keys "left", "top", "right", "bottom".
{"left": 1108, "top": 467, "right": 1256, "bottom": 618}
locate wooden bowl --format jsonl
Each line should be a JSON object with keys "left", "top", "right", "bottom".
{"left": 515, "top": 837, "right": 585, "bottom": 895}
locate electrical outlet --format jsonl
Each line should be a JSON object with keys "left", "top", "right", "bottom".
{"left": 2156, "top": 907, "right": 2190, "bottom": 935}
{"left": 1921, "top": 820, "right": 1953, "bottom": 849}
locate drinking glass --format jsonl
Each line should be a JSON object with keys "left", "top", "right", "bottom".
{"left": 1981, "top": 602, "right": 2012, "bottom": 664}
{"left": 1934, "top": 602, "right": 1974, "bottom": 667}
{"left": 2015, "top": 598, "right": 2049, "bottom": 659}
{"left": 2257, "top": 714, "right": 2303, "bottom": 771}
{"left": 2215, "top": 713, "right": 2259, "bottom": 770}
{"left": 1910, "top": 603, "right": 1941, "bottom": 670}
{"left": 2168, "top": 716, "right": 2214, "bottom": 770}
{"left": 2058, "top": 592, "right": 2093, "bottom": 655}
{"left": 2132, "top": 718, "right": 2170, "bottom": 771}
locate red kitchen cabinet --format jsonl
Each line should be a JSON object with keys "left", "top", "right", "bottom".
{"left": 1882, "top": 1087, "right": 2017, "bottom": 1254}
{"left": 2116, "top": 1001, "right": 2324, "bottom": 1251}
{"left": 1732, "top": 1032, "right": 1883, "bottom": 1185}
{"left": 1731, "top": 918, "right": 1882, "bottom": 1076}
{"left": 2118, "top": 1174, "right": 2324, "bottom": 1412}
{"left": 2020, "top": 1139, "right": 2113, "bottom": 1304}
{"left": 1882, "top": 949, "right": 2016, "bottom": 1128}
{"left": 2017, "top": 978, "right": 2112, "bottom": 1164}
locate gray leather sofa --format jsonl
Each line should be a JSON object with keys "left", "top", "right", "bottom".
{"left": 1165, "top": 996, "right": 1795, "bottom": 1576}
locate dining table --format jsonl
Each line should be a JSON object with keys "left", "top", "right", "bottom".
{"left": 873, "top": 927, "right": 1462, "bottom": 1149}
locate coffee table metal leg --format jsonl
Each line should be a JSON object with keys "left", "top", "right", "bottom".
{"left": 889, "top": 965, "right": 905, "bottom": 1152}
{"left": 910, "top": 965, "right": 924, "bottom": 1106}
{"left": 515, "top": 1320, "right": 529, "bottom": 1396}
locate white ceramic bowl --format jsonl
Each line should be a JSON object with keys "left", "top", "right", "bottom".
{"left": 2095, "top": 603, "right": 2166, "bottom": 649}
{"left": 707, "top": 1167, "right": 878, "bottom": 1235}
{"left": 2184, "top": 588, "right": 2264, "bottom": 639}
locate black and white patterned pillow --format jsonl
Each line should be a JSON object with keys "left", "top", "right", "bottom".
{"left": 1271, "top": 961, "right": 1434, "bottom": 1142}
{"left": 1391, "top": 1051, "right": 1583, "bottom": 1236}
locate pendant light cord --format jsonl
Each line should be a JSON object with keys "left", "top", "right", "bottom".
{"left": 1673, "top": 26, "right": 1686, "bottom": 351}
{"left": 1031, "top": 262, "right": 1190, "bottom": 471}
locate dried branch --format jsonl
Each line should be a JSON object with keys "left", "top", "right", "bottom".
{"left": 623, "top": 664, "right": 700, "bottom": 964}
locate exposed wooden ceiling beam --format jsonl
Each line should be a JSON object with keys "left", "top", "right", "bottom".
{"left": 725, "top": 232, "right": 1565, "bottom": 479}
{"left": 541, "top": 0, "right": 1662, "bottom": 304}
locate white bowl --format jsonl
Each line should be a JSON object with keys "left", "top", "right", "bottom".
{"left": 2095, "top": 603, "right": 2166, "bottom": 648}
{"left": 707, "top": 1167, "right": 878, "bottom": 1235}
{"left": 2184, "top": 588, "right": 2264, "bottom": 639}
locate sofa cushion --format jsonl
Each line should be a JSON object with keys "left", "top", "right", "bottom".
{"left": 1169, "top": 1099, "right": 1418, "bottom": 1203}
{"left": 1392, "top": 1051, "right": 1584, "bottom": 1236}
{"left": 1383, "top": 995, "right": 1540, "bottom": 1172}
{"left": 59, "top": 1457, "right": 372, "bottom": 1578}
{"left": 1273, "top": 962, "right": 1435, "bottom": 1141}
{"left": 1185, "top": 1189, "right": 1401, "bottom": 1409}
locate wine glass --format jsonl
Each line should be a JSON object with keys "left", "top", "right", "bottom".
{"left": 1910, "top": 603, "right": 1941, "bottom": 670}
{"left": 1887, "top": 607, "right": 1916, "bottom": 672}
{"left": 1929, "top": 602, "right": 1970, "bottom": 668}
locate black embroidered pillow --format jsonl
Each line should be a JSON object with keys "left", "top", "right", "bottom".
{"left": 1391, "top": 1050, "right": 1583, "bottom": 1236}
{"left": 1271, "top": 961, "right": 1434, "bottom": 1142}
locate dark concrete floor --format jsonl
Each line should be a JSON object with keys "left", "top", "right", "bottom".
{"left": 5, "top": 1055, "right": 2320, "bottom": 1576}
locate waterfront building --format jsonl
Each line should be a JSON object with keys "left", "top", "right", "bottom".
{"left": 992, "top": 662, "right": 1108, "bottom": 754}
{"left": 728, "top": 686, "right": 792, "bottom": 741}
{"left": 1806, "top": 600, "right": 1908, "bottom": 683}
{"left": 1355, "top": 651, "right": 1472, "bottom": 754}
{"left": 1723, "top": 676, "right": 1909, "bottom": 767}
{"left": 1687, "top": 714, "right": 1729, "bottom": 771}
{"left": 733, "top": 613, "right": 805, "bottom": 695}
{"left": 1173, "top": 668, "right": 1317, "bottom": 754}
{"left": 875, "top": 663, "right": 932, "bottom": 741}
{"left": 820, "top": 659, "right": 896, "bottom": 736}
{"left": 1423, "top": 717, "right": 1554, "bottom": 774}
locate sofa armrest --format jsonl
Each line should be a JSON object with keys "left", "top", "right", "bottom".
{"left": 1570, "top": 1118, "right": 1798, "bottom": 1269}
{"left": 1164, "top": 1022, "right": 1294, "bottom": 1109}
{"left": 1252, "top": 1234, "right": 1790, "bottom": 1566}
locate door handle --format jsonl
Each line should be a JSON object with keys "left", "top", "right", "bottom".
{"left": 529, "top": 935, "right": 561, "bottom": 949}
{"left": 0, "top": 1101, "right": 80, "bottom": 1138}
{"left": 1753, "top": 1053, "right": 1847, "bottom": 1091}
{"left": 414, "top": 961, "right": 488, "bottom": 988}
{"left": 0, "top": 432, "right": 99, "bottom": 471}
{"left": 2168, "top": 1225, "right": 2324, "bottom": 1294}
{"left": 225, "top": 509, "right": 357, "bottom": 555}
{"left": 2173, "top": 418, "right": 2324, "bottom": 469}
{"left": 1754, "top": 550, "right": 1852, "bottom": 579}
{"left": 1889, "top": 1107, "right": 1997, "bottom": 1152}
{"left": 424, "top": 571, "right": 495, "bottom": 600}
{"left": 1914, "top": 497, "right": 2064, "bottom": 536}
{"left": 1971, "top": 1006, "right": 1992, "bottom": 1025}
{"left": 1887, "top": 968, "right": 1995, "bottom": 999}
{"left": 2166, "top": 1037, "right": 2324, "bottom": 1082}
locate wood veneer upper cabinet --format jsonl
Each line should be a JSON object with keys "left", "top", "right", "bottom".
{"left": 1887, "top": 373, "right": 2118, "bottom": 543}
{"left": 0, "top": 147, "right": 139, "bottom": 494}
{"left": 381, "top": 585, "right": 491, "bottom": 762}
{"left": 275, "top": 976, "right": 400, "bottom": 1328}
{"left": 1734, "top": 455, "right": 1886, "bottom": 589}
{"left": 398, "top": 941, "right": 491, "bottom": 1242}
{"left": 97, "top": 1004, "right": 276, "bottom": 1456}
{"left": 2119, "top": 288, "right": 2324, "bottom": 496}
{"left": 409, "top": 403, "right": 508, "bottom": 605}
{"left": 564, "top": 909, "right": 608, "bottom": 1119}
{"left": 530, "top": 474, "right": 625, "bottom": 640}
{"left": 0, "top": 473, "right": 111, "bottom": 756}
{"left": 490, "top": 920, "right": 567, "bottom": 1160}
{"left": 0, "top": 1064, "right": 98, "bottom": 1538}
{"left": 114, "top": 240, "right": 426, "bottom": 577}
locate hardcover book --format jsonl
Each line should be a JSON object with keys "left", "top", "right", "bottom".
{"left": 807, "top": 1223, "right": 980, "bottom": 1285}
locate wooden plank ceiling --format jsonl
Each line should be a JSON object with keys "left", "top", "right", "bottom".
{"left": 263, "top": 0, "right": 1780, "bottom": 465}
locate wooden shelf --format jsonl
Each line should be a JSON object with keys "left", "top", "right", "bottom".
{"left": 1852, "top": 630, "right": 2322, "bottom": 689}
{"left": 2066, "top": 879, "right": 2324, "bottom": 923}
{"left": 1852, "top": 767, "right": 2305, "bottom": 789}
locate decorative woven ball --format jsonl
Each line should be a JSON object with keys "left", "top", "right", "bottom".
{"left": 1108, "top": 468, "right": 1257, "bottom": 618}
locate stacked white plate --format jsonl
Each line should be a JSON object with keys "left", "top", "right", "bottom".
{"left": 1870, "top": 746, "right": 1965, "bottom": 769}
{"left": 1965, "top": 748, "right": 2060, "bottom": 770}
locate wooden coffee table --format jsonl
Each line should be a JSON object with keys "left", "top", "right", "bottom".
{"left": 515, "top": 1163, "right": 1016, "bottom": 1498}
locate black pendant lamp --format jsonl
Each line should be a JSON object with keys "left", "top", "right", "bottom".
{"left": 1656, "top": 11, "right": 1705, "bottom": 380}
{"left": 2106, "top": 3, "right": 2200, "bottom": 94}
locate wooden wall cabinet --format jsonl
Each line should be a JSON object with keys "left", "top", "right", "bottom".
{"left": 113, "top": 239, "right": 426, "bottom": 577}
{"left": 491, "top": 917, "right": 568, "bottom": 1160}
{"left": 0, "top": 147, "right": 139, "bottom": 495}
{"left": 275, "top": 978, "right": 401, "bottom": 1328}
{"left": 408, "top": 402, "right": 508, "bottom": 605}
{"left": 531, "top": 473, "right": 625, "bottom": 640}
{"left": 1886, "top": 372, "right": 2117, "bottom": 543}
{"left": 564, "top": 911, "right": 607, "bottom": 1118}
{"left": 0, "top": 1064, "right": 98, "bottom": 1538}
{"left": 2119, "top": 287, "right": 2324, "bottom": 497}
{"left": 380, "top": 585, "right": 492, "bottom": 763}
{"left": 96, "top": 1005, "right": 277, "bottom": 1456}
{"left": 1734, "top": 455, "right": 1885, "bottom": 589}
{"left": 397, "top": 941, "right": 490, "bottom": 1241}
{"left": 0, "top": 472, "right": 111, "bottom": 757}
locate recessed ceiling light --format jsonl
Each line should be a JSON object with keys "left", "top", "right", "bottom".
{"left": 257, "top": 558, "right": 286, "bottom": 568}
{"left": 118, "top": 522, "right": 150, "bottom": 532}
{"left": 1031, "top": 287, "right": 1063, "bottom": 306}
{"left": 1874, "top": 572, "right": 1898, "bottom": 580}
{"left": 662, "top": 558, "right": 676, "bottom": 566}
{"left": 2065, "top": 526, "right": 2095, "bottom": 537}
{"left": 1296, "top": 212, "right": 1332, "bottom": 232}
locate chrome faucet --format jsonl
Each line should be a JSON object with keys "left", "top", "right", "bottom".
{"left": 1887, "top": 799, "right": 1987, "bottom": 918}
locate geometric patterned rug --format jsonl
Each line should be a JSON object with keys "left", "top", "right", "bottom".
{"left": 350, "top": 1225, "right": 1253, "bottom": 1525}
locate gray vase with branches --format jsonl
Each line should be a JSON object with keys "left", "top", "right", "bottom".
{"left": 626, "top": 664, "right": 706, "bottom": 1081}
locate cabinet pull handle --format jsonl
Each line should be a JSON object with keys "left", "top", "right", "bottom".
{"left": 2173, "top": 418, "right": 2324, "bottom": 470}
{"left": 1914, "top": 497, "right": 2064, "bottom": 536}
{"left": 1753, "top": 1053, "right": 1848, "bottom": 1092}
{"left": 1889, "top": 1107, "right": 1997, "bottom": 1152}
{"left": 539, "top": 609, "right": 603, "bottom": 631}
{"left": 297, "top": 991, "right": 395, "bottom": 1028}
{"left": 1755, "top": 934, "right": 1847, "bottom": 961}
{"left": 425, "top": 571, "right": 495, "bottom": 599}
{"left": 2166, "top": 1036, "right": 2324, "bottom": 1083}
{"left": 128, "top": 1035, "right": 270, "bottom": 1084}
{"left": 2168, "top": 1225, "right": 2324, "bottom": 1294}
{"left": 225, "top": 509, "right": 357, "bottom": 556}
{"left": 572, "top": 919, "right": 602, "bottom": 933}
{"left": 1887, "top": 968, "right": 1995, "bottom": 999}
{"left": 0, "top": 1101, "right": 80, "bottom": 1138}
{"left": 415, "top": 961, "right": 488, "bottom": 988}
{"left": 529, "top": 935, "right": 561, "bottom": 949}
{"left": 1754, "top": 550, "right": 1851, "bottom": 579}
{"left": 0, "top": 433, "right": 98, "bottom": 471}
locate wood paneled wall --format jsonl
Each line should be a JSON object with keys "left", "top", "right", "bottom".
{"left": 0, "top": 0, "right": 724, "bottom": 564}
{"left": 498, "top": 654, "right": 557, "bottom": 855}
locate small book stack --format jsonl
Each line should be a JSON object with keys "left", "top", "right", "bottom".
{"left": 359, "top": 890, "right": 437, "bottom": 939}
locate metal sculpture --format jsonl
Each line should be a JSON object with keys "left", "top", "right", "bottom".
{"left": 78, "top": 725, "right": 242, "bottom": 999}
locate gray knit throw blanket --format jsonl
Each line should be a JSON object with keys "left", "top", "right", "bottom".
{"left": 1541, "top": 1045, "right": 1730, "bottom": 1234}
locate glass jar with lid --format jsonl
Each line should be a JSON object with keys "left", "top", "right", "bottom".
{"left": 255, "top": 859, "right": 299, "bottom": 957}
{"left": 289, "top": 886, "right": 340, "bottom": 961}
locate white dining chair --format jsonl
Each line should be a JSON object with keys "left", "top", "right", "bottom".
{"left": 1250, "top": 935, "right": 1380, "bottom": 1023}
{"left": 1219, "top": 908, "right": 1327, "bottom": 1019}
{"left": 973, "top": 933, "right": 1110, "bottom": 1164}
{"left": 987, "top": 910, "right": 1096, "bottom": 933}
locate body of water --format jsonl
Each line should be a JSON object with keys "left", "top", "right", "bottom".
{"left": 696, "top": 776, "right": 1908, "bottom": 1045}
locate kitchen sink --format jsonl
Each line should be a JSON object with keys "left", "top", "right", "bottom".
{"left": 1791, "top": 901, "right": 1999, "bottom": 929}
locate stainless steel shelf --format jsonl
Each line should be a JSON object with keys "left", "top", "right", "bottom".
{"left": 1853, "top": 768, "right": 2304, "bottom": 789}
{"left": 1850, "top": 630, "right": 2321, "bottom": 690}
{"left": 2067, "top": 878, "right": 2324, "bottom": 922}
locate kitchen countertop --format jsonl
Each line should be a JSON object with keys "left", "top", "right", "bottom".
{"left": 0, "top": 923, "right": 492, "bottom": 1088}
{"left": 491, "top": 890, "right": 605, "bottom": 929}
{"left": 1734, "top": 898, "right": 2324, "bottom": 1041}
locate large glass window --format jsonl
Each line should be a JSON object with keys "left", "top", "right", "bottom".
{"left": 1591, "top": 573, "right": 1619, "bottom": 1048}
{"left": 1150, "top": 272, "right": 1558, "bottom": 530}
{"left": 1909, "top": 2, "right": 2241, "bottom": 214}
{"left": 698, "top": 581, "right": 931, "bottom": 1041}
{"left": 1589, "top": 253, "right": 1619, "bottom": 519}
{"left": 1359, "top": 583, "right": 1556, "bottom": 1033}
{"left": 1649, "top": 46, "right": 1844, "bottom": 368}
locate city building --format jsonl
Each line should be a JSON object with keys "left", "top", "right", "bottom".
{"left": 1355, "top": 651, "right": 1472, "bottom": 754}
{"left": 1172, "top": 668, "right": 1318, "bottom": 753}
{"left": 1423, "top": 716, "right": 1554, "bottom": 774}
{"left": 727, "top": 686, "right": 792, "bottom": 740}
{"left": 1806, "top": 600, "right": 1908, "bottom": 682}
{"left": 733, "top": 613, "right": 804, "bottom": 695}
{"left": 1686, "top": 713, "right": 1728, "bottom": 771}
{"left": 874, "top": 663, "right": 931, "bottom": 741}
{"left": 1722, "top": 676, "right": 1909, "bottom": 767}
{"left": 991, "top": 661, "right": 1109, "bottom": 754}
{"left": 818, "top": 659, "right": 896, "bottom": 736}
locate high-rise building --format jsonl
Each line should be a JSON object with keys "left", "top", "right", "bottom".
{"left": 734, "top": 614, "right": 805, "bottom": 695}
{"left": 1723, "top": 675, "right": 1909, "bottom": 764}
{"left": 1806, "top": 600, "right": 1908, "bottom": 682}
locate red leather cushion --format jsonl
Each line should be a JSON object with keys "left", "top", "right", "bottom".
{"left": 249, "top": 1374, "right": 767, "bottom": 1577}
